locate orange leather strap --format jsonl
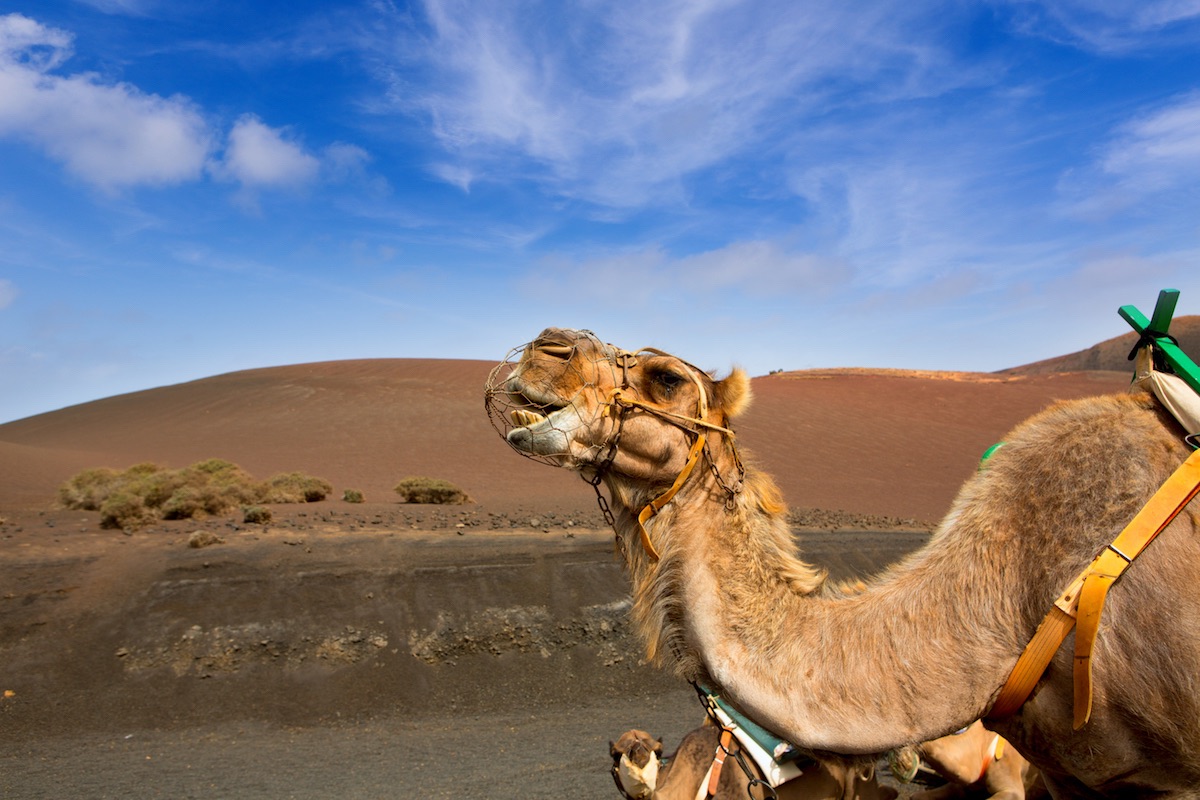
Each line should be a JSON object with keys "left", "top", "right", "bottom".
{"left": 990, "top": 447, "right": 1200, "bottom": 725}
{"left": 704, "top": 728, "right": 734, "bottom": 798}
{"left": 635, "top": 431, "right": 706, "bottom": 562}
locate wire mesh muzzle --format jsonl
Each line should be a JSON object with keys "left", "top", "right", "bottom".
{"left": 483, "top": 339, "right": 621, "bottom": 468}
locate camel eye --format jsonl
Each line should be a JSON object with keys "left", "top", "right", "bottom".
{"left": 654, "top": 369, "right": 685, "bottom": 396}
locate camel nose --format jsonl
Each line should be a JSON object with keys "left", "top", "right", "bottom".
{"left": 531, "top": 328, "right": 579, "bottom": 360}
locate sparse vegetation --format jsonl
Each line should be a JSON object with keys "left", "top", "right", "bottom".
{"left": 342, "top": 489, "right": 364, "bottom": 503}
{"left": 394, "top": 477, "right": 472, "bottom": 505}
{"left": 59, "top": 460, "right": 333, "bottom": 530}
{"left": 260, "top": 472, "right": 332, "bottom": 503}
{"left": 58, "top": 467, "right": 122, "bottom": 511}
{"left": 242, "top": 506, "right": 272, "bottom": 525}
{"left": 187, "top": 531, "right": 224, "bottom": 548}
{"left": 98, "top": 492, "right": 155, "bottom": 531}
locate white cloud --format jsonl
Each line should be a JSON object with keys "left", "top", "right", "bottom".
{"left": 214, "top": 114, "right": 321, "bottom": 188}
{"left": 0, "top": 13, "right": 72, "bottom": 69}
{"left": 0, "top": 13, "right": 213, "bottom": 190}
{"left": 0, "top": 278, "right": 17, "bottom": 309}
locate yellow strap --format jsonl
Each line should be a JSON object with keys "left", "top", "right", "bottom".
{"left": 990, "top": 447, "right": 1200, "bottom": 725}
{"left": 989, "top": 606, "right": 1076, "bottom": 718}
{"left": 636, "top": 432, "right": 706, "bottom": 561}
{"left": 1071, "top": 448, "right": 1200, "bottom": 726}
{"left": 1073, "top": 561, "right": 1120, "bottom": 728}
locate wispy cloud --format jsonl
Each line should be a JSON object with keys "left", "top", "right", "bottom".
{"left": 371, "top": 0, "right": 980, "bottom": 209}
{"left": 0, "top": 278, "right": 17, "bottom": 309}
{"left": 1005, "top": 0, "right": 1200, "bottom": 52}
{"left": 524, "top": 239, "right": 854, "bottom": 310}
{"left": 1058, "top": 91, "right": 1200, "bottom": 223}
{"left": 1101, "top": 92, "right": 1200, "bottom": 191}
{"left": 72, "top": 0, "right": 161, "bottom": 15}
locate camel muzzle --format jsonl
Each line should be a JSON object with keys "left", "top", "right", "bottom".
{"left": 483, "top": 329, "right": 621, "bottom": 468}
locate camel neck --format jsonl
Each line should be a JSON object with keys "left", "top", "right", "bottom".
{"left": 613, "top": 468, "right": 1015, "bottom": 755}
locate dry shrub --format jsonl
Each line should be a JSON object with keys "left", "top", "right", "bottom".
{"left": 187, "top": 531, "right": 224, "bottom": 548}
{"left": 394, "top": 477, "right": 471, "bottom": 505}
{"left": 60, "top": 460, "right": 332, "bottom": 530}
{"left": 58, "top": 467, "right": 122, "bottom": 510}
{"left": 99, "top": 492, "right": 155, "bottom": 530}
{"left": 342, "top": 489, "right": 364, "bottom": 504}
{"left": 261, "top": 472, "right": 332, "bottom": 503}
{"left": 242, "top": 505, "right": 272, "bottom": 524}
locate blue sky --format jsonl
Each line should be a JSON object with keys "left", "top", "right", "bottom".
{"left": 2, "top": 1, "right": 1200, "bottom": 423}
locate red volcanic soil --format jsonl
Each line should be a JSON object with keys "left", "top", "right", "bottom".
{"left": 741, "top": 367, "right": 1131, "bottom": 523}
{"left": 0, "top": 358, "right": 1132, "bottom": 523}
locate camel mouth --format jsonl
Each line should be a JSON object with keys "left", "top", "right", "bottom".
{"left": 503, "top": 383, "right": 570, "bottom": 432}
{"left": 484, "top": 336, "right": 600, "bottom": 465}
{"left": 510, "top": 407, "right": 550, "bottom": 429}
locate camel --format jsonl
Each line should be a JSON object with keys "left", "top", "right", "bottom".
{"left": 484, "top": 327, "right": 1200, "bottom": 797}
{"left": 610, "top": 722, "right": 897, "bottom": 799}
{"left": 893, "top": 721, "right": 1045, "bottom": 800}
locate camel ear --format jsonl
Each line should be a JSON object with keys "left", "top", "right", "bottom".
{"left": 715, "top": 368, "right": 752, "bottom": 419}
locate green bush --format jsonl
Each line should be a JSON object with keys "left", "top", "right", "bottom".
{"left": 58, "top": 467, "right": 122, "bottom": 511}
{"left": 242, "top": 505, "right": 272, "bottom": 524}
{"left": 60, "top": 460, "right": 333, "bottom": 528}
{"left": 394, "top": 477, "right": 471, "bottom": 505}
{"left": 261, "top": 472, "right": 332, "bottom": 503}
{"left": 99, "top": 492, "right": 154, "bottom": 530}
{"left": 342, "top": 489, "right": 364, "bottom": 504}
{"left": 124, "top": 464, "right": 187, "bottom": 508}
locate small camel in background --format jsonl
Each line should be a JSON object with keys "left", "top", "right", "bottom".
{"left": 610, "top": 720, "right": 897, "bottom": 800}
{"left": 895, "top": 721, "right": 1046, "bottom": 800}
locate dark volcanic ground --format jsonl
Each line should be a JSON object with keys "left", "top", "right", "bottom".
{"left": 0, "top": 503, "right": 929, "bottom": 799}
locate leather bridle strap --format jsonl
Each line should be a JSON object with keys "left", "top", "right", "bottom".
{"left": 608, "top": 361, "right": 728, "bottom": 563}
{"left": 698, "top": 728, "right": 735, "bottom": 800}
{"left": 636, "top": 431, "right": 706, "bottom": 561}
{"left": 989, "top": 447, "right": 1200, "bottom": 726}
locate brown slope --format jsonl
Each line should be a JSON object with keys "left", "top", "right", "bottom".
{"left": 736, "top": 368, "right": 1131, "bottom": 522}
{"left": 1001, "top": 315, "right": 1200, "bottom": 375}
{"left": 0, "top": 359, "right": 1133, "bottom": 523}
{"left": 0, "top": 359, "right": 584, "bottom": 513}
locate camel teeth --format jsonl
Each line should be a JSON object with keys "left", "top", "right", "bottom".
{"left": 511, "top": 408, "right": 547, "bottom": 428}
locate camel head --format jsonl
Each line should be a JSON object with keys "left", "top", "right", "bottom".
{"left": 610, "top": 729, "right": 663, "bottom": 799}
{"left": 485, "top": 327, "right": 751, "bottom": 492}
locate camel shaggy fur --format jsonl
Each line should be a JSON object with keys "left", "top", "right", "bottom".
{"left": 610, "top": 722, "right": 897, "bottom": 800}
{"left": 486, "top": 328, "right": 1200, "bottom": 797}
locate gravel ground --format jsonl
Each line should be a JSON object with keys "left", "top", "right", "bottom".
{"left": 1, "top": 510, "right": 930, "bottom": 799}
